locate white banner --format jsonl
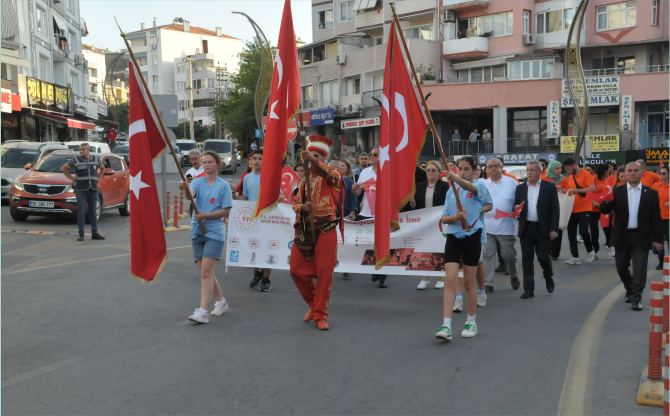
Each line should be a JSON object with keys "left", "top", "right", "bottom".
{"left": 1, "top": 88, "right": 12, "bottom": 113}
{"left": 226, "top": 201, "right": 448, "bottom": 276}
{"left": 620, "top": 95, "right": 633, "bottom": 133}
{"left": 548, "top": 101, "right": 561, "bottom": 138}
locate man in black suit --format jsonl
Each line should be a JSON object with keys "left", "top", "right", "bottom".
{"left": 514, "top": 160, "right": 560, "bottom": 299}
{"left": 600, "top": 162, "right": 664, "bottom": 311}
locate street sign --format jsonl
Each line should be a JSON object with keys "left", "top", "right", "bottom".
{"left": 255, "top": 129, "right": 261, "bottom": 138}
{"left": 262, "top": 116, "right": 301, "bottom": 141}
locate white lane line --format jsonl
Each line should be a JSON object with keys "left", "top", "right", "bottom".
{"left": 2, "top": 358, "right": 83, "bottom": 388}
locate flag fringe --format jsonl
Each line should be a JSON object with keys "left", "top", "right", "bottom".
{"left": 374, "top": 250, "right": 391, "bottom": 271}
{"left": 251, "top": 183, "right": 280, "bottom": 220}
{"left": 130, "top": 253, "right": 168, "bottom": 285}
{"left": 151, "top": 146, "right": 167, "bottom": 164}
{"left": 390, "top": 219, "right": 400, "bottom": 233}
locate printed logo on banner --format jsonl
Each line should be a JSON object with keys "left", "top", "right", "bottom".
{"left": 230, "top": 250, "right": 239, "bottom": 263}
{"left": 229, "top": 237, "right": 240, "bottom": 248}
{"left": 248, "top": 238, "right": 261, "bottom": 249}
{"left": 288, "top": 241, "right": 294, "bottom": 250}
{"left": 266, "top": 254, "right": 278, "bottom": 265}
{"left": 287, "top": 255, "right": 291, "bottom": 264}
{"left": 234, "top": 207, "right": 257, "bottom": 230}
{"left": 250, "top": 252, "right": 257, "bottom": 264}
{"left": 268, "top": 240, "right": 280, "bottom": 250}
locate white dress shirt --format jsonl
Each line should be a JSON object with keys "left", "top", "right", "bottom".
{"left": 483, "top": 175, "right": 518, "bottom": 235}
{"left": 526, "top": 180, "right": 541, "bottom": 222}
{"left": 627, "top": 182, "right": 641, "bottom": 229}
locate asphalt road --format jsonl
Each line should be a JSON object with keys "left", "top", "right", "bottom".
{"left": 1, "top": 163, "right": 665, "bottom": 415}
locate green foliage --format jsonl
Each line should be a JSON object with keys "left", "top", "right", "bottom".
{"left": 168, "top": 122, "right": 215, "bottom": 141}
{"left": 101, "top": 102, "right": 129, "bottom": 132}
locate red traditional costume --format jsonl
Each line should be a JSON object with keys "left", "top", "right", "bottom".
{"left": 290, "top": 135, "right": 344, "bottom": 327}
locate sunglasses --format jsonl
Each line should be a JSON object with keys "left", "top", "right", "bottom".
{"left": 370, "top": 153, "right": 378, "bottom": 157}
{"left": 660, "top": 172, "right": 668, "bottom": 175}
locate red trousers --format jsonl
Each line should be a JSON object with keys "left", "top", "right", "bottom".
{"left": 290, "top": 229, "right": 337, "bottom": 321}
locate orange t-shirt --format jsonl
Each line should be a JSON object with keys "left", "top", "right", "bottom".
{"left": 503, "top": 171, "right": 519, "bottom": 184}
{"left": 641, "top": 170, "right": 661, "bottom": 188}
{"left": 566, "top": 169, "right": 595, "bottom": 213}
{"left": 652, "top": 182, "right": 669, "bottom": 220}
{"left": 592, "top": 177, "right": 608, "bottom": 211}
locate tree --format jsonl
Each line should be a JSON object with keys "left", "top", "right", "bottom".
{"left": 101, "top": 102, "right": 129, "bottom": 132}
{"left": 168, "top": 122, "right": 215, "bottom": 141}
{"left": 210, "top": 37, "right": 271, "bottom": 147}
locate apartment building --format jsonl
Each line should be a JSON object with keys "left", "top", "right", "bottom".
{"left": 300, "top": 0, "right": 441, "bottom": 158}
{"left": 82, "top": 44, "right": 106, "bottom": 99}
{"left": 1, "top": 0, "right": 96, "bottom": 142}
{"left": 125, "top": 18, "right": 243, "bottom": 127}
{"left": 422, "top": 0, "right": 669, "bottom": 160}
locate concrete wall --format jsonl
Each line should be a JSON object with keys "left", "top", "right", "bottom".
{"left": 585, "top": 0, "right": 669, "bottom": 45}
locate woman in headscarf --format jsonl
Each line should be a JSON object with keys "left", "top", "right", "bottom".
{"left": 544, "top": 160, "right": 569, "bottom": 260}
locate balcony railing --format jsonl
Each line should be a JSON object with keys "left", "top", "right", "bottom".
{"left": 442, "top": 37, "right": 488, "bottom": 58}
{"left": 583, "top": 65, "right": 670, "bottom": 76}
{"left": 507, "top": 137, "right": 549, "bottom": 153}
{"left": 448, "top": 140, "right": 493, "bottom": 156}
{"left": 635, "top": 133, "right": 669, "bottom": 150}
{"left": 362, "top": 89, "right": 382, "bottom": 107}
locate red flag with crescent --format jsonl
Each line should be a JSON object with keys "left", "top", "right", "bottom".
{"left": 279, "top": 165, "right": 299, "bottom": 204}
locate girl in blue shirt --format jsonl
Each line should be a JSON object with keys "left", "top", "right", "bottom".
{"left": 436, "top": 156, "right": 489, "bottom": 342}
{"left": 179, "top": 150, "right": 233, "bottom": 324}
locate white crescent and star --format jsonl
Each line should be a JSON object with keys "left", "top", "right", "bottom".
{"left": 394, "top": 92, "right": 408, "bottom": 152}
{"left": 130, "top": 170, "right": 150, "bottom": 200}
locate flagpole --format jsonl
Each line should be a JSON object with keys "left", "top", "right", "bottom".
{"left": 388, "top": 2, "right": 470, "bottom": 232}
{"left": 115, "top": 18, "right": 205, "bottom": 234}
{"left": 297, "top": 110, "right": 317, "bottom": 243}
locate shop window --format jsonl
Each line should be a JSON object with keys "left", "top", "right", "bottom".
{"left": 597, "top": 1, "right": 636, "bottom": 31}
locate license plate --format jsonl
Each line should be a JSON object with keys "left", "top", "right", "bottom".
{"left": 29, "top": 201, "right": 54, "bottom": 208}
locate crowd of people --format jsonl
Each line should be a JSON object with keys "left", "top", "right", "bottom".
{"left": 177, "top": 144, "right": 669, "bottom": 341}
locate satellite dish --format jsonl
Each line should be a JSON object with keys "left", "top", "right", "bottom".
{"left": 178, "top": 17, "right": 184, "bottom": 23}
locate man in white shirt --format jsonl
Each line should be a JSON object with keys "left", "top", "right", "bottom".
{"left": 185, "top": 149, "right": 205, "bottom": 180}
{"left": 482, "top": 158, "right": 520, "bottom": 292}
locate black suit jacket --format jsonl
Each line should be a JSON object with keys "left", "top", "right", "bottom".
{"left": 600, "top": 184, "right": 663, "bottom": 250}
{"left": 514, "top": 180, "right": 560, "bottom": 238}
{"left": 414, "top": 180, "right": 450, "bottom": 209}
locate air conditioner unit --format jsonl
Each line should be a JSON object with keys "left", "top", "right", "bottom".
{"left": 74, "top": 55, "right": 84, "bottom": 65}
{"left": 523, "top": 34, "right": 535, "bottom": 45}
{"left": 335, "top": 53, "right": 346, "bottom": 65}
{"left": 442, "top": 11, "right": 456, "bottom": 23}
{"left": 493, "top": 77, "right": 508, "bottom": 81}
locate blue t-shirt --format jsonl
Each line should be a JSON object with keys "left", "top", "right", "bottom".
{"left": 442, "top": 180, "right": 488, "bottom": 239}
{"left": 189, "top": 177, "right": 233, "bottom": 241}
{"left": 475, "top": 179, "right": 493, "bottom": 244}
{"left": 243, "top": 172, "right": 261, "bottom": 201}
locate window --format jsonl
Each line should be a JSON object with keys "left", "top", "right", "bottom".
{"left": 179, "top": 100, "right": 190, "bottom": 111}
{"left": 402, "top": 25, "right": 433, "bottom": 40}
{"left": 66, "top": 0, "right": 75, "bottom": 12}
{"left": 471, "top": 12, "right": 513, "bottom": 37}
{"left": 137, "top": 57, "right": 147, "bottom": 66}
{"left": 597, "top": 1, "right": 636, "bottom": 31}
{"left": 318, "top": 10, "right": 334, "bottom": 30}
{"left": 39, "top": 55, "right": 48, "bottom": 81}
{"left": 108, "top": 157, "right": 124, "bottom": 171}
{"left": 36, "top": 7, "right": 44, "bottom": 33}
{"left": 177, "top": 63, "right": 188, "bottom": 74}
{"left": 342, "top": 77, "right": 360, "bottom": 96}
{"left": 508, "top": 59, "right": 554, "bottom": 80}
{"left": 374, "top": 37, "right": 383, "bottom": 46}
{"left": 70, "top": 73, "right": 79, "bottom": 95}
{"left": 536, "top": 10, "right": 562, "bottom": 34}
{"left": 617, "top": 56, "right": 635, "bottom": 74}
{"left": 89, "top": 68, "right": 98, "bottom": 78}
{"left": 152, "top": 75, "right": 159, "bottom": 84}
{"left": 150, "top": 35, "right": 157, "bottom": 45}
{"left": 536, "top": 13, "right": 544, "bottom": 34}
{"left": 456, "top": 65, "right": 506, "bottom": 83}
{"left": 652, "top": 0, "right": 659, "bottom": 25}
{"left": 564, "top": 9, "right": 574, "bottom": 30}
{"left": 90, "top": 84, "right": 97, "bottom": 94}
{"left": 202, "top": 39, "right": 208, "bottom": 54}
{"left": 523, "top": 11, "right": 530, "bottom": 34}
{"left": 152, "top": 55, "right": 158, "bottom": 65}
{"left": 68, "top": 31, "right": 77, "bottom": 56}
{"left": 319, "top": 80, "right": 339, "bottom": 107}
{"left": 177, "top": 81, "right": 188, "bottom": 92}
{"left": 192, "top": 79, "right": 209, "bottom": 89}
{"left": 339, "top": 1, "right": 355, "bottom": 21}
{"left": 192, "top": 98, "right": 213, "bottom": 108}
{"left": 144, "top": 75, "right": 149, "bottom": 84}
{"left": 302, "top": 85, "right": 313, "bottom": 108}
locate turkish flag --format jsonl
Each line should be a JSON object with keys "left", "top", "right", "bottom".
{"left": 279, "top": 165, "right": 299, "bottom": 204}
{"left": 105, "top": 126, "right": 118, "bottom": 141}
{"left": 374, "top": 21, "right": 428, "bottom": 269}
{"left": 585, "top": 185, "right": 614, "bottom": 203}
{"left": 362, "top": 178, "right": 377, "bottom": 216}
{"left": 494, "top": 202, "right": 524, "bottom": 219}
{"left": 252, "top": 0, "right": 301, "bottom": 220}
{"left": 128, "top": 59, "right": 168, "bottom": 283}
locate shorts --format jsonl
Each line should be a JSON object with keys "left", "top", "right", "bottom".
{"left": 444, "top": 229, "right": 482, "bottom": 267}
{"left": 192, "top": 234, "right": 225, "bottom": 261}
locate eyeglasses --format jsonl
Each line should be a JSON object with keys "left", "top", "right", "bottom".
{"left": 370, "top": 153, "right": 378, "bottom": 157}
{"left": 660, "top": 172, "right": 668, "bottom": 175}
{"left": 488, "top": 165, "right": 501, "bottom": 169}
{"left": 425, "top": 169, "right": 439, "bottom": 173}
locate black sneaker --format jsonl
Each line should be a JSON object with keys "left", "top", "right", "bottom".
{"left": 371, "top": 274, "right": 379, "bottom": 282}
{"left": 377, "top": 275, "right": 387, "bottom": 288}
{"left": 91, "top": 233, "right": 105, "bottom": 240}
{"left": 656, "top": 262, "right": 664, "bottom": 271}
{"left": 77, "top": 234, "right": 84, "bottom": 241}
{"left": 494, "top": 264, "right": 506, "bottom": 273}
{"left": 250, "top": 270, "right": 263, "bottom": 289}
{"left": 259, "top": 277, "right": 272, "bottom": 292}
{"left": 343, "top": 273, "right": 350, "bottom": 280}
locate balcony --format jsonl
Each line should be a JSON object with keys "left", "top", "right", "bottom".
{"left": 444, "top": 0, "right": 488, "bottom": 12}
{"left": 362, "top": 89, "right": 382, "bottom": 107}
{"left": 443, "top": 37, "right": 488, "bottom": 60}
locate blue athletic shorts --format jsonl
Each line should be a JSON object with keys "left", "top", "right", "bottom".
{"left": 192, "top": 234, "right": 225, "bottom": 261}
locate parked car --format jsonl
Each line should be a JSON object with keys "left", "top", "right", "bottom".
{"left": 66, "top": 141, "right": 111, "bottom": 154}
{"left": 203, "top": 139, "right": 237, "bottom": 173}
{"left": 112, "top": 144, "right": 130, "bottom": 166}
{"left": 1, "top": 141, "right": 70, "bottom": 203}
{"left": 9, "top": 150, "right": 131, "bottom": 222}
{"left": 176, "top": 139, "right": 198, "bottom": 167}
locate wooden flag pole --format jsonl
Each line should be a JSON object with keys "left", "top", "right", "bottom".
{"left": 388, "top": 2, "right": 470, "bottom": 231}
{"left": 296, "top": 111, "right": 318, "bottom": 243}
{"left": 115, "top": 17, "right": 205, "bottom": 234}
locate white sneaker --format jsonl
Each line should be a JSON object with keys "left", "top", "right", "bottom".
{"left": 477, "top": 292, "right": 487, "bottom": 307}
{"left": 586, "top": 251, "right": 596, "bottom": 262}
{"left": 435, "top": 325, "right": 452, "bottom": 341}
{"left": 577, "top": 235, "right": 583, "bottom": 243}
{"left": 417, "top": 280, "right": 430, "bottom": 290}
{"left": 565, "top": 257, "right": 581, "bottom": 265}
{"left": 461, "top": 321, "right": 478, "bottom": 338}
{"left": 609, "top": 247, "right": 615, "bottom": 257}
{"left": 211, "top": 299, "right": 229, "bottom": 316}
{"left": 453, "top": 298, "right": 464, "bottom": 313}
{"left": 188, "top": 308, "right": 209, "bottom": 323}
{"left": 435, "top": 281, "right": 445, "bottom": 289}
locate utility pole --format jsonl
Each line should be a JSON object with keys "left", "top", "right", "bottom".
{"left": 184, "top": 57, "right": 196, "bottom": 141}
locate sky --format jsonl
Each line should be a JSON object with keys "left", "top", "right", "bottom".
{"left": 80, "top": 0, "right": 313, "bottom": 51}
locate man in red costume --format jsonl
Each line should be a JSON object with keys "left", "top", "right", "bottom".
{"left": 291, "top": 135, "right": 344, "bottom": 331}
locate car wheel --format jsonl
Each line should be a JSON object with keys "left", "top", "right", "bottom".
{"left": 10, "top": 206, "right": 28, "bottom": 221}
{"left": 119, "top": 192, "right": 130, "bottom": 216}
{"left": 85, "top": 196, "right": 103, "bottom": 224}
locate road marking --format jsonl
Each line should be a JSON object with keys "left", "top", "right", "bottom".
{"left": 2, "top": 358, "right": 83, "bottom": 388}
{"left": 3, "top": 238, "right": 72, "bottom": 257}
{"left": 557, "top": 283, "right": 626, "bottom": 415}
{"left": 26, "top": 230, "right": 56, "bottom": 235}
{"left": 3, "top": 245, "right": 192, "bottom": 274}
{"left": 71, "top": 243, "right": 131, "bottom": 251}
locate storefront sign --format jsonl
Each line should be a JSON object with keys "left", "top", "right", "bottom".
{"left": 557, "top": 152, "right": 626, "bottom": 166}
{"left": 477, "top": 153, "right": 557, "bottom": 165}
{"left": 97, "top": 97, "right": 107, "bottom": 116}
{"left": 1, "top": 88, "right": 12, "bottom": 113}
{"left": 73, "top": 95, "right": 88, "bottom": 115}
{"left": 309, "top": 108, "right": 335, "bottom": 126}
{"left": 629, "top": 148, "right": 670, "bottom": 166}
{"left": 341, "top": 117, "right": 380, "bottom": 130}
{"left": 620, "top": 95, "right": 633, "bottom": 133}
{"left": 513, "top": 120, "right": 539, "bottom": 133}
{"left": 560, "top": 135, "right": 620, "bottom": 153}
{"left": 18, "top": 75, "right": 72, "bottom": 115}
{"left": 86, "top": 100, "right": 98, "bottom": 120}
{"left": 561, "top": 76, "right": 620, "bottom": 107}
{"left": 548, "top": 101, "right": 561, "bottom": 138}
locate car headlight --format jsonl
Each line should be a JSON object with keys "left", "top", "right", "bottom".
{"left": 227, "top": 156, "right": 233, "bottom": 162}
{"left": 13, "top": 178, "right": 24, "bottom": 191}
{"left": 64, "top": 185, "right": 74, "bottom": 193}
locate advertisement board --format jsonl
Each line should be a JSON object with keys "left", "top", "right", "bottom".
{"left": 548, "top": 101, "right": 561, "bottom": 138}
{"left": 513, "top": 120, "right": 539, "bottom": 133}
{"left": 477, "top": 153, "right": 557, "bottom": 165}
{"left": 309, "top": 108, "right": 335, "bottom": 126}
{"left": 18, "top": 74, "right": 72, "bottom": 115}
{"left": 341, "top": 117, "right": 380, "bottom": 130}
{"left": 560, "top": 135, "right": 620, "bottom": 153}
{"left": 620, "top": 95, "right": 633, "bottom": 133}
{"left": 561, "top": 76, "right": 620, "bottom": 107}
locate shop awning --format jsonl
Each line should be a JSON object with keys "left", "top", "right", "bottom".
{"left": 1, "top": 49, "right": 30, "bottom": 68}
{"left": 34, "top": 111, "right": 96, "bottom": 130}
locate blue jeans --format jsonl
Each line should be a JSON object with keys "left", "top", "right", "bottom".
{"left": 75, "top": 189, "right": 98, "bottom": 235}
{"left": 484, "top": 141, "right": 491, "bottom": 153}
